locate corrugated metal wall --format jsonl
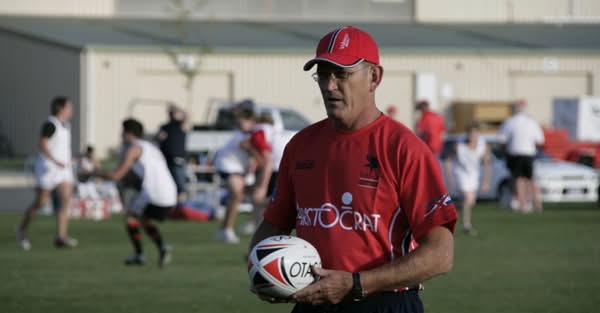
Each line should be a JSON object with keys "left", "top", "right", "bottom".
{"left": 385, "top": 53, "right": 599, "bottom": 125}
{"left": 417, "top": 0, "right": 600, "bottom": 23}
{"left": 2, "top": 0, "right": 599, "bottom": 23}
{"left": 87, "top": 50, "right": 600, "bottom": 158}
{"left": 0, "top": 31, "right": 82, "bottom": 158}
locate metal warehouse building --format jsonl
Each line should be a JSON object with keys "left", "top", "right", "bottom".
{"left": 1, "top": 16, "right": 600, "bottom": 158}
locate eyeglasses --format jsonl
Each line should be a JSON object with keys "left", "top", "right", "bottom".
{"left": 311, "top": 66, "right": 370, "bottom": 83}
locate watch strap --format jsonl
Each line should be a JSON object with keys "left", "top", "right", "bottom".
{"left": 351, "top": 272, "right": 365, "bottom": 301}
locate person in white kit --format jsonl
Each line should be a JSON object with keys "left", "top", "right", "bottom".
{"left": 444, "top": 122, "right": 491, "bottom": 235}
{"left": 97, "top": 119, "right": 176, "bottom": 267}
{"left": 239, "top": 111, "right": 284, "bottom": 236}
{"left": 213, "top": 105, "right": 257, "bottom": 244}
{"left": 17, "top": 96, "right": 77, "bottom": 250}
{"left": 498, "top": 100, "right": 545, "bottom": 213}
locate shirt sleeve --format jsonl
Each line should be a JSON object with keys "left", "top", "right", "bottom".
{"left": 250, "top": 130, "right": 272, "bottom": 153}
{"left": 40, "top": 121, "right": 56, "bottom": 138}
{"left": 263, "top": 143, "right": 296, "bottom": 230}
{"left": 398, "top": 140, "right": 457, "bottom": 241}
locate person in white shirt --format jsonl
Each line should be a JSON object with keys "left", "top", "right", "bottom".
{"left": 497, "top": 100, "right": 545, "bottom": 212}
{"left": 444, "top": 122, "right": 492, "bottom": 235}
{"left": 97, "top": 119, "right": 176, "bottom": 267}
{"left": 213, "top": 106, "right": 258, "bottom": 244}
{"left": 17, "top": 96, "right": 77, "bottom": 250}
{"left": 238, "top": 111, "right": 282, "bottom": 236}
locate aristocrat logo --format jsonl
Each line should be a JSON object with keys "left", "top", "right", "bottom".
{"left": 296, "top": 192, "right": 381, "bottom": 233}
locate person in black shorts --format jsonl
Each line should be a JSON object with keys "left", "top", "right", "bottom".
{"left": 506, "top": 155, "right": 534, "bottom": 180}
{"left": 96, "top": 119, "right": 177, "bottom": 267}
{"left": 498, "top": 100, "right": 545, "bottom": 212}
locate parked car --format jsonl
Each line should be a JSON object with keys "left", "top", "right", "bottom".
{"left": 440, "top": 134, "right": 599, "bottom": 205}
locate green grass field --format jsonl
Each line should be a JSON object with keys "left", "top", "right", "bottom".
{"left": 1, "top": 202, "right": 599, "bottom": 313}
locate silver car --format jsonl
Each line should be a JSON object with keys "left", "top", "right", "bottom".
{"left": 440, "top": 135, "right": 599, "bottom": 205}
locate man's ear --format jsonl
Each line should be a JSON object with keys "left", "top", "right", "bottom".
{"left": 369, "top": 65, "right": 383, "bottom": 92}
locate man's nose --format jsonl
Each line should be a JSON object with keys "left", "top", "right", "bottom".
{"left": 325, "top": 74, "right": 338, "bottom": 91}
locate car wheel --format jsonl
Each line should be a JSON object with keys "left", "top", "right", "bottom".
{"left": 497, "top": 181, "right": 512, "bottom": 210}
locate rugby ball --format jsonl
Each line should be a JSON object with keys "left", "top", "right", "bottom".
{"left": 248, "top": 235, "right": 321, "bottom": 298}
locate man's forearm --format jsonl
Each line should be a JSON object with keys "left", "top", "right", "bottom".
{"left": 361, "top": 227, "right": 454, "bottom": 294}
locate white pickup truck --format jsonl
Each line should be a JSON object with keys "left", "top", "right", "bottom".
{"left": 186, "top": 104, "right": 312, "bottom": 159}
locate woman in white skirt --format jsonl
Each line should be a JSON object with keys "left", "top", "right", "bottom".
{"left": 444, "top": 122, "right": 492, "bottom": 235}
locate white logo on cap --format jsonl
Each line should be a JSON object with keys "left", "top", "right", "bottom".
{"left": 339, "top": 33, "right": 350, "bottom": 50}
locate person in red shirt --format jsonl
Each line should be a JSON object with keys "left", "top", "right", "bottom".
{"left": 415, "top": 100, "right": 446, "bottom": 157}
{"left": 248, "top": 26, "right": 457, "bottom": 313}
{"left": 241, "top": 114, "right": 273, "bottom": 229}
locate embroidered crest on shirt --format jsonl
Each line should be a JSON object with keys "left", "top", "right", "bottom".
{"left": 358, "top": 155, "right": 379, "bottom": 189}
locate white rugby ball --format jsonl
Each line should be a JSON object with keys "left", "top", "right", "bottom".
{"left": 248, "top": 235, "right": 321, "bottom": 298}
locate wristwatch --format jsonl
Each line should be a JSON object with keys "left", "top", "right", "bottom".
{"left": 351, "top": 272, "right": 366, "bottom": 301}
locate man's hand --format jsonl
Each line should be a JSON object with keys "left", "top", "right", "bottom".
{"left": 54, "top": 160, "right": 66, "bottom": 168}
{"left": 293, "top": 266, "right": 353, "bottom": 305}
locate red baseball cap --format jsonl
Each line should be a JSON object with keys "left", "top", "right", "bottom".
{"left": 303, "top": 26, "right": 380, "bottom": 71}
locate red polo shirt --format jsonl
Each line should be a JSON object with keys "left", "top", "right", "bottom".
{"left": 263, "top": 115, "right": 456, "bottom": 289}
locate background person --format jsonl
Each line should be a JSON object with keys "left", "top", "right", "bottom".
{"left": 157, "top": 104, "right": 190, "bottom": 202}
{"left": 213, "top": 106, "right": 257, "bottom": 244}
{"left": 249, "top": 26, "right": 457, "bottom": 313}
{"left": 76, "top": 145, "right": 101, "bottom": 200}
{"left": 96, "top": 118, "right": 176, "bottom": 267}
{"left": 415, "top": 100, "right": 446, "bottom": 157}
{"left": 17, "top": 96, "right": 78, "bottom": 250}
{"left": 239, "top": 111, "right": 281, "bottom": 235}
{"left": 77, "top": 145, "right": 99, "bottom": 175}
{"left": 443, "top": 121, "right": 492, "bottom": 235}
{"left": 498, "top": 99, "right": 545, "bottom": 213}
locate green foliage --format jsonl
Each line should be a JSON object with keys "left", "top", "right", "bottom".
{"left": 1, "top": 203, "right": 599, "bottom": 313}
{"left": 0, "top": 158, "right": 25, "bottom": 170}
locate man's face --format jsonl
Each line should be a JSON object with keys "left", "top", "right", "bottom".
{"left": 315, "top": 62, "right": 373, "bottom": 128}
{"left": 121, "top": 130, "right": 133, "bottom": 144}
{"left": 237, "top": 117, "right": 255, "bottom": 133}
{"left": 467, "top": 128, "right": 479, "bottom": 143}
{"left": 60, "top": 101, "right": 74, "bottom": 121}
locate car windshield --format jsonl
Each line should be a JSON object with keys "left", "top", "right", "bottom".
{"left": 280, "top": 109, "right": 310, "bottom": 131}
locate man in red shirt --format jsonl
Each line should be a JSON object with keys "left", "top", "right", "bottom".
{"left": 415, "top": 100, "right": 446, "bottom": 157}
{"left": 249, "top": 26, "right": 457, "bottom": 313}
